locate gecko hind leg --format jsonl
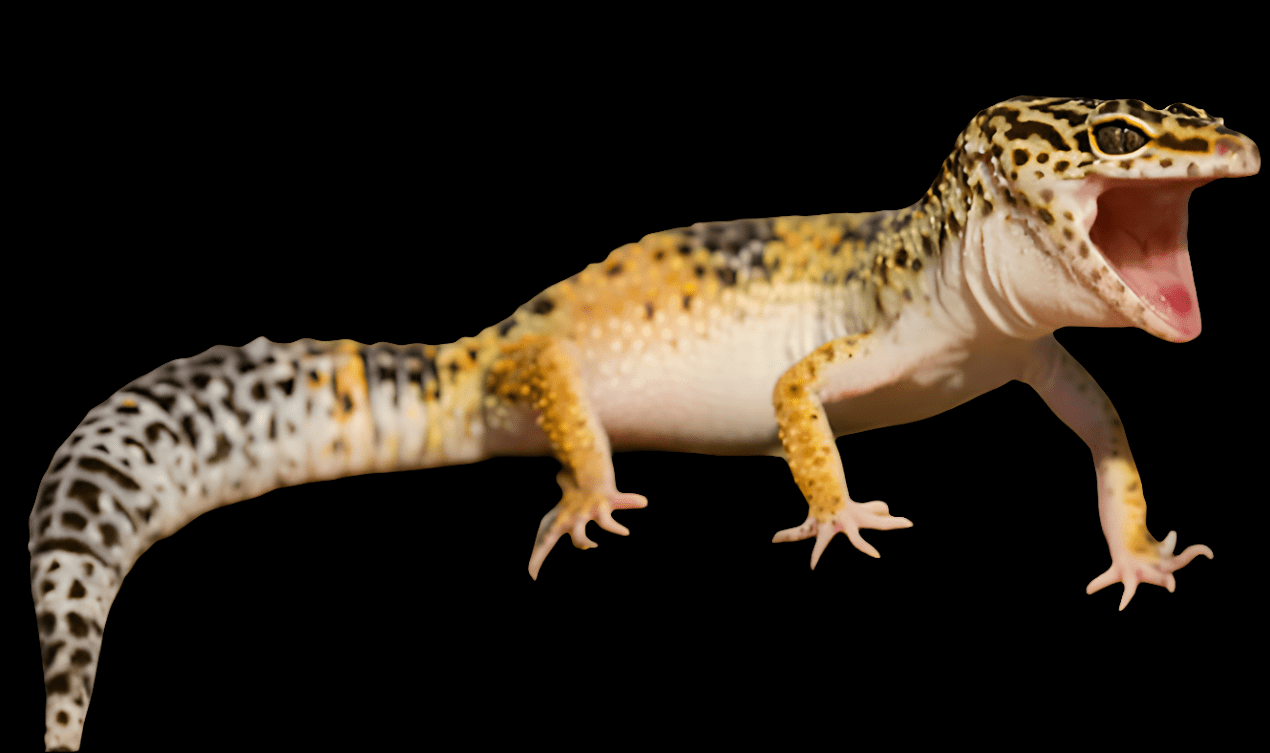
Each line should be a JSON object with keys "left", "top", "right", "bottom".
{"left": 485, "top": 334, "right": 647, "bottom": 580}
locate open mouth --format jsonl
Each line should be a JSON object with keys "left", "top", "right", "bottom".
{"left": 1087, "top": 178, "right": 1207, "bottom": 340}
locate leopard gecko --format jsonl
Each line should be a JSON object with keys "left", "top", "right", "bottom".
{"left": 28, "top": 96, "right": 1259, "bottom": 750}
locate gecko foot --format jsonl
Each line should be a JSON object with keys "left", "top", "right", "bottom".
{"left": 772, "top": 500, "right": 913, "bottom": 568}
{"left": 527, "top": 472, "right": 647, "bottom": 580}
{"left": 1086, "top": 530, "right": 1213, "bottom": 610}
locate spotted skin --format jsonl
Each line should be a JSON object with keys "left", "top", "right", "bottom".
{"left": 29, "top": 97, "right": 1259, "bottom": 749}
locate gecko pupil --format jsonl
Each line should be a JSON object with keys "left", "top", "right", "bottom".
{"left": 1093, "top": 122, "right": 1147, "bottom": 155}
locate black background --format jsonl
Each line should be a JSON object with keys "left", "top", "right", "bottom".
{"left": 12, "top": 17, "right": 1260, "bottom": 752}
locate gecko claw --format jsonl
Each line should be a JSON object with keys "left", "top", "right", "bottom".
{"left": 527, "top": 488, "right": 648, "bottom": 579}
{"left": 1086, "top": 529, "right": 1213, "bottom": 610}
{"left": 773, "top": 500, "right": 912, "bottom": 568}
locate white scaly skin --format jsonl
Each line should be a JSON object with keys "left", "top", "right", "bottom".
{"left": 29, "top": 96, "right": 1256, "bottom": 750}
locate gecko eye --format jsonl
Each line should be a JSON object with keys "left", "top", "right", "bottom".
{"left": 1093, "top": 122, "right": 1148, "bottom": 155}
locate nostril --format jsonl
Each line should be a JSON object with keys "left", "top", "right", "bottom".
{"left": 1214, "top": 137, "right": 1243, "bottom": 157}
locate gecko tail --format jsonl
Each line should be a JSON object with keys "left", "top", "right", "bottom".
{"left": 27, "top": 336, "right": 476, "bottom": 749}
{"left": 32, "top": 550, "right": 122, "bottom": 751}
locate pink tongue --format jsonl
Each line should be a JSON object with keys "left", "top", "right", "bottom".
{"left": 1115, "top": 247, "right": 1202, "bottom": 338}
{"left": 1159, "top": 283, "right": 1193, "bottom": 315}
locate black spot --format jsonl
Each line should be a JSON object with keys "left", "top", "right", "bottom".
{"left": 1156, "top": 132, "right": 1208, "bottom": 152}
{"left": 46, "top": 672, "right": 70, "bottom": 694}
{"left": 42, "top": 580, "right": 55, "bottom": 594}
{"left": 682, "top": 294, "right": 692, "bottom": 309}
{"left": 716, "top": 267, "right": 736, "bottom": 286}
{"left": 36, "top": 480, "right": 60, "bottom": 511}
{"left": 69, "top": 580, "right": 86, "bottom": 598}
{"left": 67, "top": 612, "right": 89, "bottom": 637}
{"left": 116, "top": 402, "right": 140, "bottom": 415}
{"left": 644, "top": 302, "right": 655, "bottom": 319}
{"left": 194, "top": 354, "right": 226, "bottom": 367}
{"left": 694, "top": 264, "right": 705, "bottom": 278}
{"left": 252, "top": 381, "right": 268, "bottom": 400}
{"left": 208, "top": 433, "right": 233, "bottom": 464}
{"left": 39, "top": 612, "right": 56, "bottom": 634}
{"left": 1132, "top": 105, "right": 1165, "bottom": 124}
{"left": 61, "top": 512, "right": 87, "bottom": 531}
{"left": 44, "top": 641, "right": 63, "bottom": 666}
{"left": 607, "top": 262, "right": 624, "bottom": 276}
{"left": 1013, "top": 148, "right": 1029, "bottom": 165}
{"left": 419, "top": 349, "right": 439, "bottom": 385}
{"left": 223, "top": 392, "right": 248, "bottom": 427}
{"left": 124, "top": 386, "right": 177, "bottom": 413}
{"left": 122, "top": 437, "right": 155, "bottom": 464}
{"left": 928, "top": 178, "right": 944, "bottom": 204}
{"left": 145, "top": 422, "right": 179, "bottom": 445}
{"left": 528, "top": 296, "right": 555, "bottom": 315}
{"left": 71, "top": 648, "right": 92, "bottom": 666}
{"left": 498, "top": 318, "right": 518, "bottom": 337}
{"left": 277, "top": 378, "right": 295, "bottom": 396}
{"left": 57, "top": 711, "right": 70, "bottom": 725}
{"left": 191, "top": 373, "right": 212, "bottom": 390}
{"left": 181, "top": 416, "right": 199, "bottom": 447}
{"left": 67, "top": 481, "right": 102, "bottom": 514}
{"left": 99, "top": 524, "right": 119, "bottom": 547}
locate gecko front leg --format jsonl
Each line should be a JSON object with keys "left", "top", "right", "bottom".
{"left": 1021, "top": 335, "right": 1213, "bottom": 609}
{"left": 770, "top": 336, "right": 914, "bottom": 566}
{"left": 485, "top": 335, "right": 647, "bottom": 579}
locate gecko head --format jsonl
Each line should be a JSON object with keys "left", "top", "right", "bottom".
{"left": 966, "top": 96, "right": 1259, "bottom": 342}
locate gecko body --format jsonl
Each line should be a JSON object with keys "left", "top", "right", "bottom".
{"left": 30, "top": 96, "right": 1258, "bottom": 750}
